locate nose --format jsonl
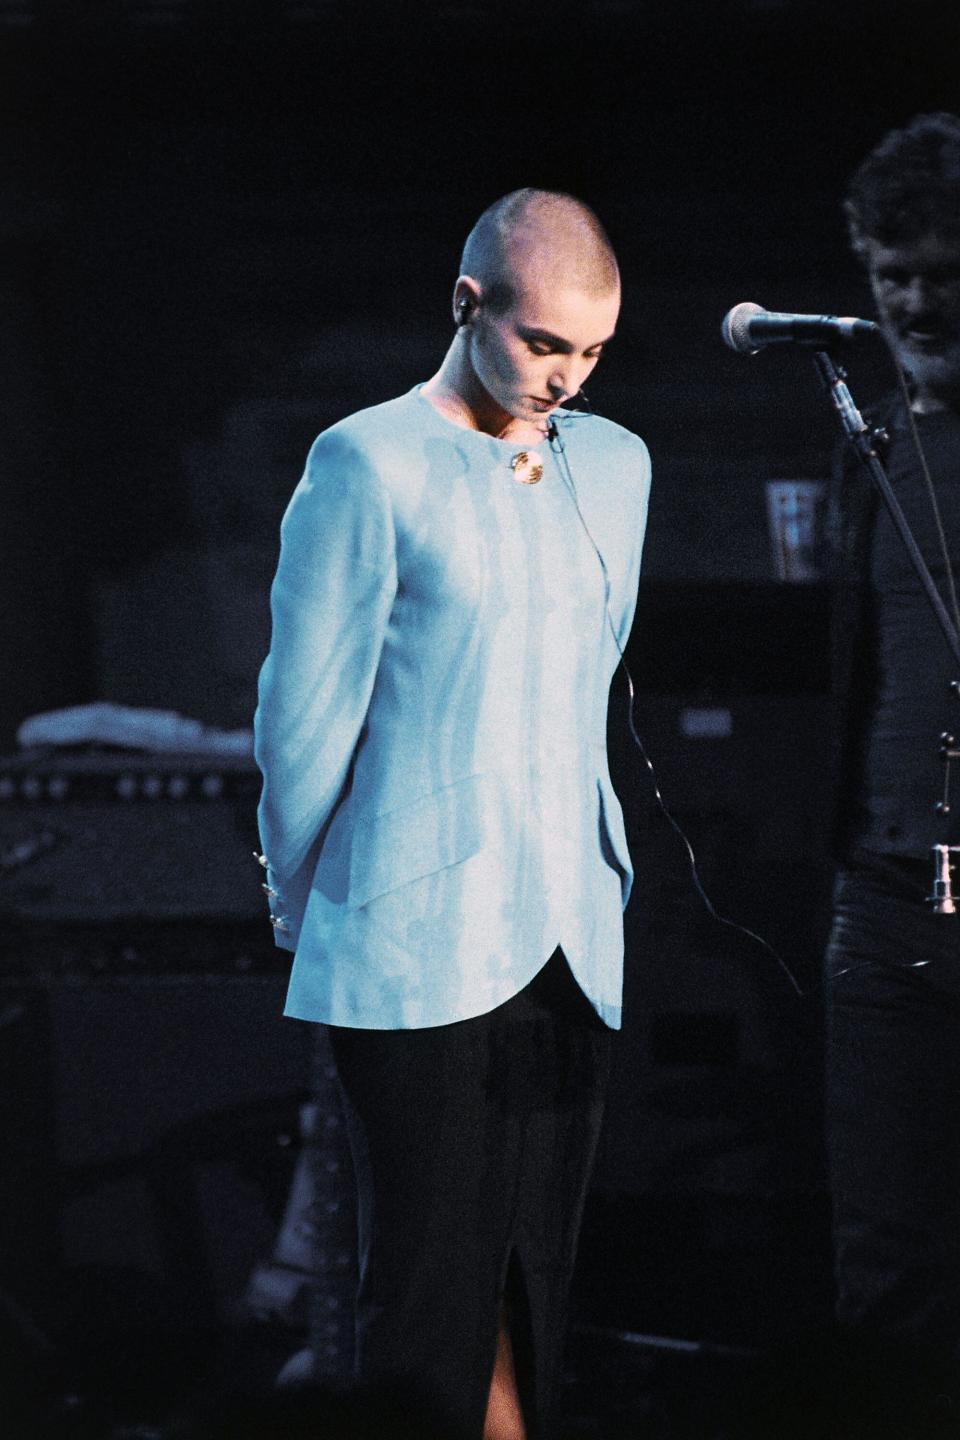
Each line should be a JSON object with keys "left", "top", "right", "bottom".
{"left": 547, "top": 360, "right": 592, "bottom": 401}
{"left": 546, "top": 369, "right": 569, "bottom": 400}
{"left": 900, "top": 274, "right": 936, "bottom": 318}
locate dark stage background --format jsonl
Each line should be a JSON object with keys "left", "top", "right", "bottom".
{"left": 1, "top": 2, "right": 958, "bottom": 1435}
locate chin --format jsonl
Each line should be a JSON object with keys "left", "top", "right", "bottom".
{"left": 897, "top": 337, "right": 960, "bottom": 396}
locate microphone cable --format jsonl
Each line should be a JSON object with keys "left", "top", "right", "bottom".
{"left": 547, "top": 407, "right": 805, "bottom": 999}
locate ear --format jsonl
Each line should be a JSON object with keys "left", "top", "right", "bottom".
{"left": 453, "top": 275, "right": 482, "bottom": 327}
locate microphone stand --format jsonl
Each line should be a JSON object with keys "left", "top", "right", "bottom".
{"left": 813, "top": 352, "right": 960, "bottom": 667}
{"left": 812, "top": 351, "right": 960, "bottom": 912}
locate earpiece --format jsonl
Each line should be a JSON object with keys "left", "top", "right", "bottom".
{"left": 456, "top": 298, "right": 473, "bottom": 327}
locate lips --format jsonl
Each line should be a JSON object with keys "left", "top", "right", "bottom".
{"left": 903, "top": 334, "right": 951, "bottom": 359}
{"left": 901, "top": 319, "right": 948, "bottom": 347}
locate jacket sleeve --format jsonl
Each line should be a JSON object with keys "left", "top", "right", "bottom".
{"left": 253, "top": 427, "right": 398, "bottom": 948}
{"left": 613, "top": 434, "right": 652, "bottom": 650}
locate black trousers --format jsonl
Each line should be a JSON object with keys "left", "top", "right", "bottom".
{"left": 825, "top": 854, "right": 960, "bottom": 1428}
{"left": 326, "top": 949, "right": 612, "bottom": 1440}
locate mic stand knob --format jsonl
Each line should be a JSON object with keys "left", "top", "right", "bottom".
{"left": 935, "top": 721, "right": 960, "bottom": 820}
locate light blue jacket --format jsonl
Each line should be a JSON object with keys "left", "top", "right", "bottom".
{"left": 254, "top": 388, "right": 651, "bottom": 1029}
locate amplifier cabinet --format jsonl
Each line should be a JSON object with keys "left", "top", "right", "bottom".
{"left": 0, "top": 750, "right": 265, "bottom": 928}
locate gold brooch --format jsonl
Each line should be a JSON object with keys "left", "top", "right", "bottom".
{"left": 510, "top": 450, "right": 543, "bottom": 485}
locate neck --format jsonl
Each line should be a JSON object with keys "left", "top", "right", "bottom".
{"left": 421, "top": 336, "right": 548, "bottom": 444}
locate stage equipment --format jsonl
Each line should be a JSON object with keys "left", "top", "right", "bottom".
{"left": 0, "top": 746, "right": 356, "bottom": 1374}
{"left": 0, "top": 748, "right": 265, "bottom": 938}
{"left": 721, "top": 302, "right": 879, "bottom": 354}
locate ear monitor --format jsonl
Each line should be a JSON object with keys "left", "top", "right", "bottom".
{"left": 456, "top": 299, "right": 473, "bottom": 327}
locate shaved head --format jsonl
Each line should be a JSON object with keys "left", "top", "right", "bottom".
{"left": 460, "top": 188, "right": 620, "bottom": 313}
{"left": 427, "top": 188, "right": 621, "bottom": 439}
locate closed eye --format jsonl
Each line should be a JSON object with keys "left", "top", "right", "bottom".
{"left": 521, "top": 327, "right": 616, "bottom": 358}
{"left": 527, "top": 341, "right": 607, "bottom": 360}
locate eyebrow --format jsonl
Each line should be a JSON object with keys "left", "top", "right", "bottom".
{"left": 518, "top": 325, "right": 616, "bottom": 352}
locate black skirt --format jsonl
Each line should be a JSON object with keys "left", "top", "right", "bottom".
{"left": 326, "top": 948, "right": 613, "bottom": 1440}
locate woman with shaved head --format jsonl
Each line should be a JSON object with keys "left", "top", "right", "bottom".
{"left": 254, "top": 189, "right": 651, "bottom": 1438}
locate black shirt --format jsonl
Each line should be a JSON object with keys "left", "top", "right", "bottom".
{"left": 855, "top": 408, "right": 960, "bottom": 855}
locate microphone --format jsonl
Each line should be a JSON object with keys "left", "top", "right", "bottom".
{"left": 722, "top": 301, "right": 880, "bottom": 354}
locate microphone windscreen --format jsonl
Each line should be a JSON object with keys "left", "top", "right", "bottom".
{"left": 721, "top": 301, "right": 764, "bottom": 353}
